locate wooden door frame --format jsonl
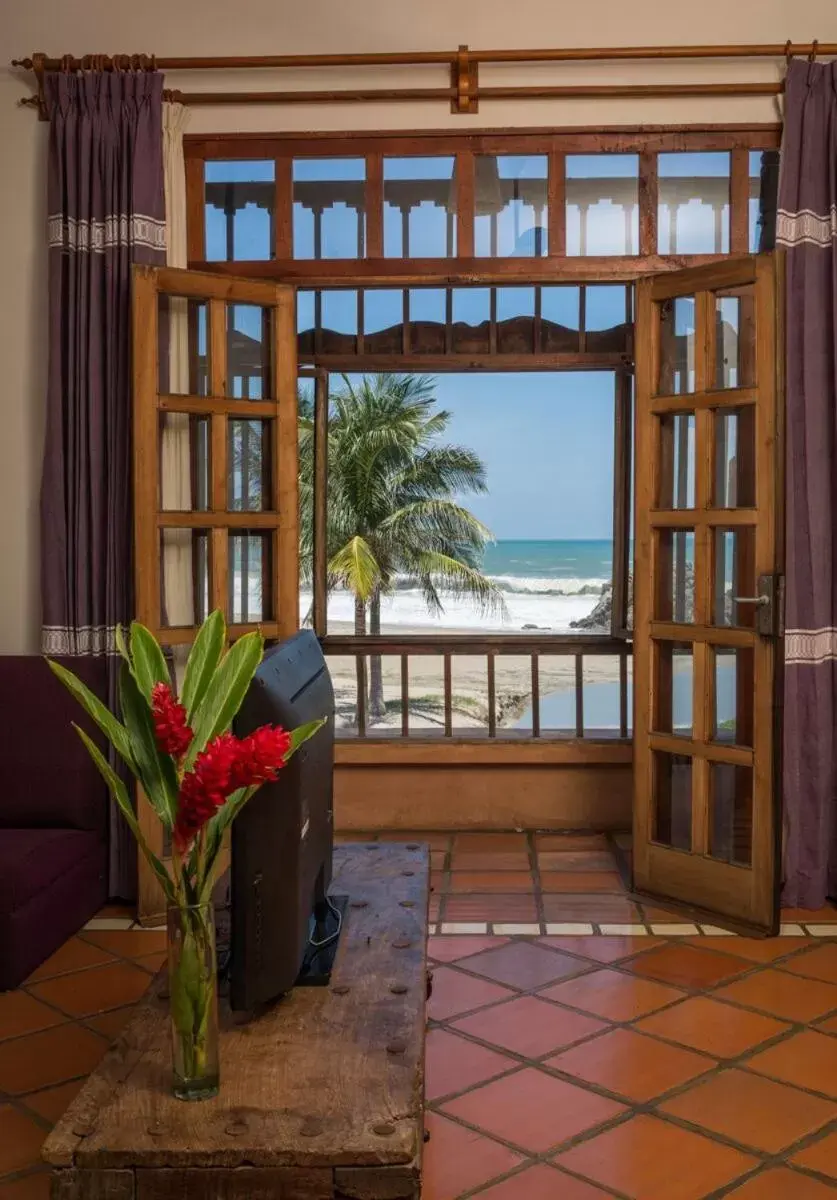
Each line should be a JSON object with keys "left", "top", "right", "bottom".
{"left": 632, "top": 252, "right": 783, "bottom": 934}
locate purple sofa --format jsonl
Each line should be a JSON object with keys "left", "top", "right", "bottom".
{"left": 0, "top": 656, "right": 110, "bottom": 989}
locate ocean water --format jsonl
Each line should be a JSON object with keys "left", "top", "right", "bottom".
{"left": 300, "top": 538, "right": 613, "bottom": 632}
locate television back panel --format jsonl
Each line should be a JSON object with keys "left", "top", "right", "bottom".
{"left": 229, "top": 631, "right": 335, "bottom": 1011}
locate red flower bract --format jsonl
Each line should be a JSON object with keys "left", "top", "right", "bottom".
{"left": 231, "top": 725, "right": 292, "bottom": 790}
{"left": 150, "top": 682, "right": 193, "bottom": 760}
{"left": 172, "top": 726, "right": 291, "bottom": 853}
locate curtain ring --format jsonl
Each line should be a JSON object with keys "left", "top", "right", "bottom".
{"left": 784, "top": 40, "right": 793, "bottom": 63}
{"left": 60, "top": 54, "right": 73, "bottom": 73}
{"left": 809, "top": 39, "right": 819, "bottom": 62}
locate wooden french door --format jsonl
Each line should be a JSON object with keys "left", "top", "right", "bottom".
{"left": 633, "top": 254, "right": 783, "bottom": 934}
{"left": 132, "top": 266, "right": 299, "bottom": 921}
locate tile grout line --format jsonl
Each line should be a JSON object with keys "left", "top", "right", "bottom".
{"left": 529, "top": 831, "right": 547, "bottom": 936}
{"left": 428, "top": 944, "right": 837, "bottom": 1106}
{"left": 424, "top": 937, "right": 837, "bottom": 1193}
{"left": 429, "top": 1058, "right": 837, "bottom": 1194}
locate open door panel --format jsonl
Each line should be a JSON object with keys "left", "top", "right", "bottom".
{"left": 632, "top": 254, "right": 782, "bottom": 934}
{"left": 131, "top": 265, "right": 298, "bottom": 922}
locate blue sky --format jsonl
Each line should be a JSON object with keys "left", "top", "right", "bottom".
{"left": 331, "top": 369, "right": 617, "bottom": 541}
{"left": 417, "top": 371, "right": 616, "bottom": 541}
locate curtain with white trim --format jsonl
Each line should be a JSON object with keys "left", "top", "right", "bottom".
{"left": 778, "top": 59, "right": 837, "bottom": 908}
{"left": 40, "top": 69, "right": 166, "bottom": 897}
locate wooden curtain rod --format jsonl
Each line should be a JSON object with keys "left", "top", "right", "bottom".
{"left": 163, "top": 81, "right": 785, "bottom": 107}
{"left": 11, "top": 40, "right": 834, "bottom": 71}
{"left": 14, "top": 40, "right": 820, "bottom": 118}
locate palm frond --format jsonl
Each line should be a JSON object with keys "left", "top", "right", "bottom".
{"left": 395, "top": 445, "right": 489, "bottom": 499}
{"left": 328, "top": 535, "right": 381, "bottom": 604}
{"left": 379, "top": 499, "right": 494, "bottom": 552}
{"left": 407, "top": 549, "right": 509, "bottom": 620}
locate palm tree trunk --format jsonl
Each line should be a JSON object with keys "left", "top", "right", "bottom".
{"left": 369, "top": 589, "right": 385, "bottom": 721}
{"left": 354, "top": 595, "right": 366, "bottom": 729}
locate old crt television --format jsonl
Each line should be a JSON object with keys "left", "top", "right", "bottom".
{"left": 224, "top": 630, "right": 336, "bottom": 1012}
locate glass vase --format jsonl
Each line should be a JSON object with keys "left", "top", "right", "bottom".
{"left": 166, "top": 902, "right": 220, "bottom": 1101}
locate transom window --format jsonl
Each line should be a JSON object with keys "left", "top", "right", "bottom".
{"left": 192, "top": 130, "right": 780, "bottom": 267}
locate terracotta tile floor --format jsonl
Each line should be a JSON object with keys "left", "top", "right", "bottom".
{"left": 4, "top": 832, "right": 837, "bottom": 1198}
{"left": 358, "top": 830, "right": 837, "bottom": 937}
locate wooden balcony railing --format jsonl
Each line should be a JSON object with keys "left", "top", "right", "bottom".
{"left": 320, "top": 634, "right": 632, "bottom": 741}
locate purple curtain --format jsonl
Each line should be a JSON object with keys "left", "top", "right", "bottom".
{"left": 779, "top": 59, "right": 837, "bottom": 908}
{"left": 41, "top": 70, "right": 166, "bottom": 899}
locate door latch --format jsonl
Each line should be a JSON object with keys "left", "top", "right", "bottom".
{"left": 733, "top": 574, "right": 782, "bottom": 636}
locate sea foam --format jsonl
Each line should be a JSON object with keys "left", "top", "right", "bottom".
{"left": 300, "top": 582, "right": 603, "bottom": 633}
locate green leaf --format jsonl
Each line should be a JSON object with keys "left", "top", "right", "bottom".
{"left": 169, "top": 925, "right": 198, "bottom": 1037}
{"left": 328, "top": 536, "right": 380, "bottom": 604}
{"left": 47, "top": 658, "right": 136, "bottom": 772}
{"left": 185, "top": 631, "right": 264, "bottom": 770}
{"left": 119, "top": 663, "right": 178, "bottom": 828}
{"left": 129, "top": 622, "right": 171, "bottom": 702}
{"left": 181, "top": 610, "right": 226, "bottom": 720}
{"left": 114, "top": 624, "right": 131, "bottom": 666}
{"left": 73, "top": 725, "right": 175, "bottom": 905}
{"left": 286, "top": 718, "right": 326, "bottom": 760}
{"left": 198, "top": 786, "right": 252, "bottom": 902}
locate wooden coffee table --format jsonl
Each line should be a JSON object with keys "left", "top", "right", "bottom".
{"left": 44, "top": 843, "right": 429, "bottom": 1199}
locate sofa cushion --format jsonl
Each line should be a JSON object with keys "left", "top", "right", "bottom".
{"left": 0, "top": 828, "right": 105, "bottom": 914}
{"left": 0, "top": 656, "right": 109, "bottom": 831}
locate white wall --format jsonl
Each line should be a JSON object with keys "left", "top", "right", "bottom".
{"left": 0, "top": 0, "right": 832, "bottom": 649}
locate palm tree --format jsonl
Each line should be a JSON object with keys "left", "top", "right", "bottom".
{"left": 299, "top": 374, "right": 505, "bottom": 722}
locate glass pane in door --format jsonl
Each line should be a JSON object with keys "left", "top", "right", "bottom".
{"left": 229, "top": 531, "right": 273, "bottom": 623}
{"left": 656, "top": 529, "right": 695, "bottom": 623}
{"left": 159, "top": 414, "right": 210, "bottom": 512}
{"left": 710, "top": 763, "right": 753, "bottom": 866}
{"left": 657, "top": 296, "right": 696, "bottom": 395}
{"left": 159, "top": 529, "right": 210, "bottom": 628}
{"left": 658, "top": 412, "right": 695, "bottom": 509}
{"left": 713, "top": 528, "right": 757, "bottom": 627}
{"left": 713, "top": 407, "right": 756, "bottom": 508}
{"left": 713, "top": 646, "right": 754, "bottom": 747}
{"left": 654, "top": 642, "right": 693, "bottom": 737}
{"left": 227, "top": 305, "right": 272, "bottom": 399}
{"left": 653, "top": 750, "right": 692, "bottom": 851}
{"left": 715, "top": 285, "right": 756, "bottom": 389}
{"left": 157, "top": 298, "right": 209, "bottom": 396}
{"left": 228, "top": 420, "right": 271, "bottom": 512}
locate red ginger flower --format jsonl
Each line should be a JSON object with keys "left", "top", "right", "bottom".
{"left": 230, "top": 725, "right": 292, "bottom": 789}
{"left": 150, "top": 682, "right": 193, "bottom": 760}
{"left": 172, "top": 726, "right": 291, "bottom": 853}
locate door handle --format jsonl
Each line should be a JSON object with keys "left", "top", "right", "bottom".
{"left": 734, "top": 576, "right": 781, "bottom": 636}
